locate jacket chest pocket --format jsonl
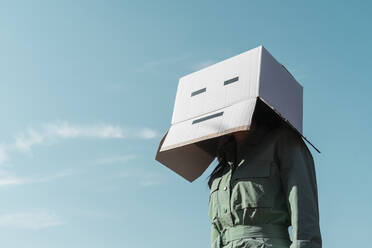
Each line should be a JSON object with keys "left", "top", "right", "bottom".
{"left": 208, "top": 177, "right": 222, "bottom": 223}
{"left": 231, "top": 159, "right": 273, "bottom": 209}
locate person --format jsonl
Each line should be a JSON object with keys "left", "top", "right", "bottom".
{"left": 208, "top": 100, "right": 322, "bottom": 248}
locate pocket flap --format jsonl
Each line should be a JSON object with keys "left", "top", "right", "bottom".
{"left": 210, "top": 177, "right": 222, "bottom": 194}
{"left": 234, "top": 159, "right": 271, "bottom": 179}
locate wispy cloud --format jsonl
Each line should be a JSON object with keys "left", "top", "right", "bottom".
{"left": 0, "top": 121, "right": 159, "bottom": 164}
{"left": 44, "top": 122, "right": 125, "bottom": 139}
{"left": 139, "top": 179, "right": 161, "bottom": 188}
{"left": 94, "top": 154, "right": 137, "bottom": 165}
{"left": 14, "top": 129, "right": 45, "bottom": 152}
{"left": 138, "top": 171, "right": 164, "bottom": 188}
{"left": 115, "top": 169, "right": 164, "bottom": 188}
{"left": 13, "top": 122, "right": 128, "bottom": 152}
{"left": 137, "top": 128, "right": 160, "bottom": 139}
{"left": 0, "top": 170, "right": 74, "bottom": 188}
{"left": 0, "top": 211, "right": 63, "bottom": 230}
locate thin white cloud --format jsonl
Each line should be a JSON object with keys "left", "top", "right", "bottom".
{"left": 0, "top": 122, "right": 158, "bottom": 183}
{"left": 0, "top": 212, "right": 63, "bottom": 230}
{"left": 14, "top": 129, "right": 45, "bottom": 152}
{"left": 138, "top": 128, "right": 160, "bottom": 139}
{"left": 9, "top": 122, "right": 158, "bottom": 154}
{"left": 13, "top": 122, "right": 127, "bottom": 152}
{"left": 94, "top": 154, "right": 137, "bottom": 165}
{"left": 115, "top": 169, "right": 164, "bottom": 188}
{"left": 139, "top": 180, "right": 161, "bottom": 188}
{"left": 44, "top": 122, "right": 125, "bottom": 139}
{"left": 0, "top": 178, "right": 22, "bottom": 186}
{"left": 44, "top": 122, "right": 82, "bottom": 138}
{"left": 0, "top": 170, "right": 74, "bottom": 188}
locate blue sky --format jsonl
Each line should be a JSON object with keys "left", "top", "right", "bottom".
{"left": 0, "top": 1, "right": 371, "bottom": 247}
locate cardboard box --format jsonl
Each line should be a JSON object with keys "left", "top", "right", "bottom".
{"left": 156, "top": 45, "right": 305, "bottom": 182}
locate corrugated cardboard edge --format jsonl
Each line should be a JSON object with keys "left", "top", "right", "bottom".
{"left": 155, "top": 131, "right": 168, "bottom": 159}
{"left": 160, "top": 124, "right": 251, "bottom": 152}
{"left": 155, "top": 131, "right": 215, "bottom": 182}
{"left": 159, "top": 96, "right": 320, "bottom": 154}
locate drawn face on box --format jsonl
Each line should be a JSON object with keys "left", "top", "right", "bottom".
{"left": 160, "top": 46, "right": 303, "bottom": 154}
{"left": 156, "top": 46, "right": 305, "bottom": 182}
{"left": 171, "top": 50, "right": 261, "bottom": 126}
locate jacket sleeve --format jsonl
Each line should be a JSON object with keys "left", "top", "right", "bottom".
{"left": 211, "top": 223, "right": 221, "bottom": 248}
{"left": 277, "top": 128, "right": 322, "bottom": 248}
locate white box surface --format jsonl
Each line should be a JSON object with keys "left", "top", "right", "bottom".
{"left": 156, "top": 45, "right": 304, "bottom": 182}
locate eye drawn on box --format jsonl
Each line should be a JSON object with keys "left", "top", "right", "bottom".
{"left": 191, "top": 87, "right": 206, "bottom": 97}
{"left": 224, "top": 76, "right": 239, "bottom": 86}
{"left": 156, "top": 45, "right": 319, "bottom": 182}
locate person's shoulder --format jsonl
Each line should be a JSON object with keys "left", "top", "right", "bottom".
{"left": 271, "top": 126, "right": 314, "bottom": 158}
{"left": 269, "top": 126, "right": 300, "bottom": 142}
{"left": 269, "top": 126, "right": 308, "bottom": 149}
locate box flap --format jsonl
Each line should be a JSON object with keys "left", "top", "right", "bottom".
{"left": 161, "top": 98, "right": 257, "bottom": 152}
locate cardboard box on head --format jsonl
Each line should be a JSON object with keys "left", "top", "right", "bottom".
{"left": 156, "top": 45, "right": 314, "bottom": 182}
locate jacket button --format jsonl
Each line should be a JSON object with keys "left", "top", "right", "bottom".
{"left": 223, "top": 186, "right": 227, "bottom": 191}
{"left": 224, "top": 209, "right": 228, "bottom": 213}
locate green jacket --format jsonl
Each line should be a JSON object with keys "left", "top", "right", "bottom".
{"left": 209, "top": 126, "right": 321, "bottom": 248}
